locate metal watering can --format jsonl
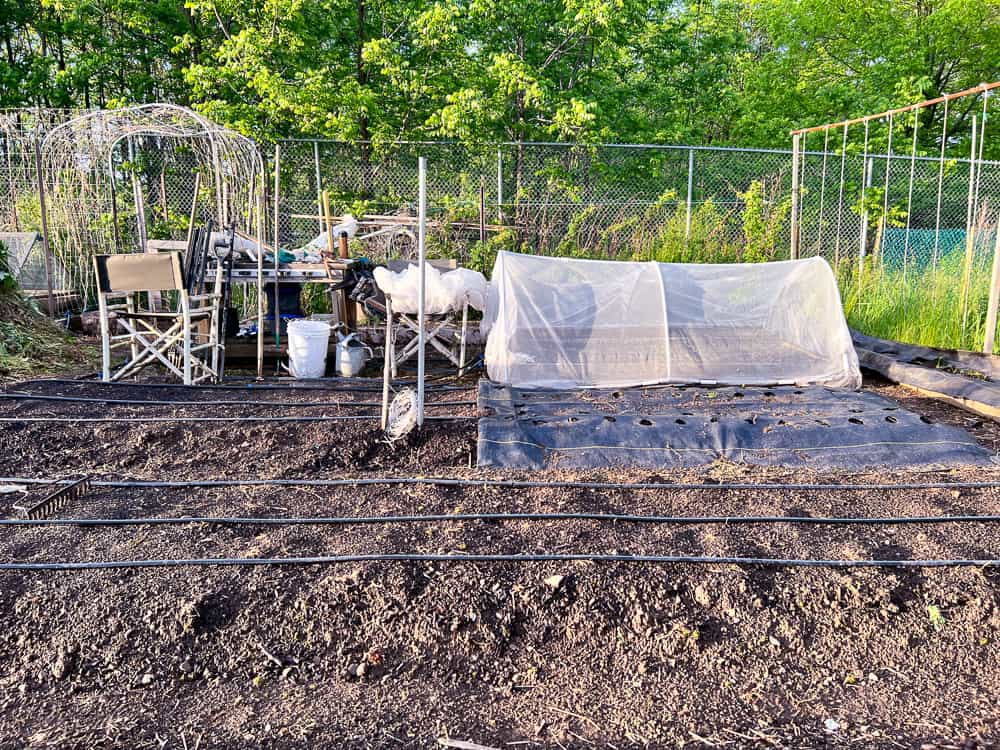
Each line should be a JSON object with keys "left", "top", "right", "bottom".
{"left": 335, "top": 332, "right": 373, "bottom": 377}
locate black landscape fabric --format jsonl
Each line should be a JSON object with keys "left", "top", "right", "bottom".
{"left": 477, "top": 381, "right": 994, "bottom": 470}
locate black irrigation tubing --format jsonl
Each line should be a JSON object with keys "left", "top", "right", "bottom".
{"left": 12, "top": 378, "right": 475, "bottom": 393}
{"left": 0, "top": 415, "right": 476, "bottom": 424}
{"left": 0, "top": 392, "right": 476, "bottom": 409}
{"left": 4, "top": 511, "right": 1000, "bottom": 528}
{"left": 1, "top": 553, "right": 996, "bottom": 572}
{"left": 4, "top": 476, "right": 1000, "bottom": 491}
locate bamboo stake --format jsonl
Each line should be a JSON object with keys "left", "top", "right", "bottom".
{"left": 791, "top": 81, "right": 1000, "bottom": 135}
{"left": 33, "top": 139, "right": 55, "bottom": 316}
{"left": 186, "top": 172, "right": 202, "bottom": 248}
{"left": 983, "top": 215, "right": 1000, "bottom": 354}
{"left": 322, "top": 190, "right": 334, "bottom": 256}
{"left": 961, "top": 116, "right": 979, "bottom": 338}
{"left": 159, "top": 169, "right": 168, "bottom": 223}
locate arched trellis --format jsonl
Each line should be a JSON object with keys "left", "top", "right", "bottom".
{"left": 37, "top": 104, "right": 267, "bottom": 375}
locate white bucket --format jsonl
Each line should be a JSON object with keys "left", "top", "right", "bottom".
{"left": 286, "top": 319, "right": 331, "bottom": 379}
{"left": 335, "top": 333, "right": 373, "bottom": 377}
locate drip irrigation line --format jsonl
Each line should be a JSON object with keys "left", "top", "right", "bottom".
{"left": 13, "top": 378, "right": 475, "bottom": 393}
{"left": 0, "top": 392, "right": 476, "bottom": 409}
{"left": 1, "top": 553, "right": 995, "bottom": 572}
{"left": 3, "top": 476, "right": 1000, "bottom": 492}
{"left": 0, "top": 415, "right": 476, "bottom": 424}
{"left": 4, "top": 511, "right": 1000, "bottom": 528}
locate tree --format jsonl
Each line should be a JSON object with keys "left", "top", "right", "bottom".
{"left": 737, "top": 0, "right": 1000, "bottom": 150}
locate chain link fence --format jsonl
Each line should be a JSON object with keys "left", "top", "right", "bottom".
{"left": 794, "top": 134, "right": 1000, "bottom": 352}
{"left": 5, "top": 106, "right": 1000, "bottom": 351}
{"left": 274, "top": 139, "right": 796, "bottom": 268}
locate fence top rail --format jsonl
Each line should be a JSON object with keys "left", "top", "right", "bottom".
{"left": 277, "top": 138, "right": 797, "bottom": 155}
{"left": 791, "top": 81, "right": 1000, "bottom": 136}
{"left": 273, "top": 138, "right": 1000, "bottom": 167}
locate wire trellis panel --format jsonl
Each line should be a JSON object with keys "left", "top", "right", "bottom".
{"left": 34, "top": 104, "right": 263, "bottom": 308}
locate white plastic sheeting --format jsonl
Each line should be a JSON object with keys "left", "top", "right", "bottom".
{"left": 483, "top": 251, "right": 861, "bottom": 389}
{"left": 287, "top": 215, "right": 360, "bottom": 263}
{"left": 373, "top": 263, "right": 488, "bottom": 315}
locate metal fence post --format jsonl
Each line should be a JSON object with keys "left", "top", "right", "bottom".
{"left": 685, "top": 148, "right": 694, "bottom": 243}
{"left": 272, "top": 143, "right": 281, "bottom": 347}
{"left": 313, "top": 140, "right": 323, "bottom": 236}
{"left": 496, "top": 147, "right": 503, "bottom": 224}
{"left": 789, "top": 134, "right": 800, "bottom": 259}
{"left": 417, "top": 156, "right": 427, "bottom": 427}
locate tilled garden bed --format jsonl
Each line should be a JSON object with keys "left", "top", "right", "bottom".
{"left": 0, "top": 377, "right": 998, "bottom": 749}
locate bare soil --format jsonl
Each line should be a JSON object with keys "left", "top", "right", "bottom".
{"left": 0, "top": 376, "right": 998, "bottom": 749}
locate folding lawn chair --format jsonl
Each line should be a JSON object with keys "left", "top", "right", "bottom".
{"left": 93, "top": 250, "right": 224, "bottom": 385}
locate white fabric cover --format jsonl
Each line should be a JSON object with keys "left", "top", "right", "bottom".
{"left": 374, "top": 263, "right": 488, "bottom": 315}
{"left": 483, "top": 251, "right": 861, "bottom": 389}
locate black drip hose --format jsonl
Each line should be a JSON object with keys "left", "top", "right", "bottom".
{"left": 3, "top": 476, "right": 1000, "bottom": 491}
{"left": 1, "top": 553, "right": 996, "bottom": 572}
{"left": 14, "top": 378, "right": 474, "bottom": 393}
{"left": 3, "top": 511, "right": 1000, "bottom": 528}
{"left": 0, "top": 415, "right": 476, "bottom": 423}
{"left": 0, "top": 392, "right": 476, "bottom": 408}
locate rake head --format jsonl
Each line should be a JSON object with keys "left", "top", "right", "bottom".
{"left": 15, "top": 478, "right": 90, "bottom": 520}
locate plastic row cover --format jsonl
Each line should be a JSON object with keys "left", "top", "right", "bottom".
{"left": 373, "top": 263, "right": 488, "bottom": 315}
{"left": 482, "top": 251, "right": 861, "bottom": 389}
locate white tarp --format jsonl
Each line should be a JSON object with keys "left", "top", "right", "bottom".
{"left": 374, "top": 263, "right": 488, "bottom": 315}
{"left": 483, "top": 251, "right": 861, "bottom": 389}
{"left": 1, "top": 231, "right": 71, "bottom": 291}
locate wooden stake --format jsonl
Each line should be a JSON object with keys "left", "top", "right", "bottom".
{"left": 322, "top": 190, "right": 334, "bottom": 256}
{"left": 186, "top": 172, "right": 202, "bottom": 248}
{"left": 984, "top": 216, "right": 1000, "bottom": 354}
{"left": 961, "top": 115, "right": 979, "bottom": 336}
{"left": 159, "top": 170, "right": 169, "bottom": 223}
{"left": 33, "top": 140, "right": 55, "bottom": 316}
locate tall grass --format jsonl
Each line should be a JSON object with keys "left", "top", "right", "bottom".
{"left": 837, "top": 250, "right": 997, "bottom": 353}
{"left": 0, "top": 241, "right": 97, "bottom": 380}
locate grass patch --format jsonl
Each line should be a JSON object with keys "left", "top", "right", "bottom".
{"left": 0, "top": 297, "right": 98, "bottom": 382}
{"left": 838, "top": 250, "right": 998, "bottom": 353}
{"left": 0, "top": 242, "right": 97, "bottom": 381}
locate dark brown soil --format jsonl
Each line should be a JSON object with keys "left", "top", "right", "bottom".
{"left": 0, "top": 376, "right": 999, "bottom": 749}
